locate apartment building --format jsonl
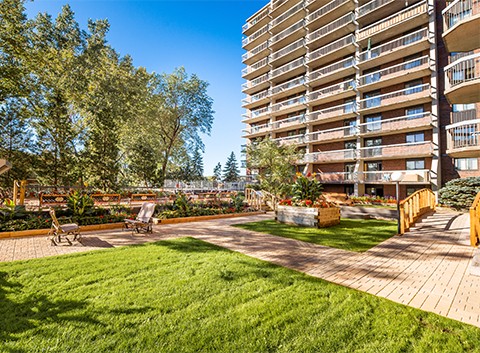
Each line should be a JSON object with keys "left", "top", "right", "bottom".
{"left": 241, "top": 0, "right": 480, "bottom": 199}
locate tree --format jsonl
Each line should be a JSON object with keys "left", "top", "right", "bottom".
{"left": 222, "top": 152, "right": 240, "bottom": 182}
{"left": 439, "top": 177, "right": 480, "bottom": 210}
{"left": 190, "top": 148, "right": 204, "bottom": 180}
{"left": 213, "top": 163, "right": 222, "bottom": 181}
{"left": 246, "top": 137, "right": 303, "bottom": 197}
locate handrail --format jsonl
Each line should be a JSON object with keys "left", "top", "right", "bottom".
{"left": 470, "top": 191, "right": 480, "bottom": 247}
{"left": 244, "top": 188, "right": 280, "bottom": 211}
{"left": 399, "top": 188, "right": 436, "bottom": 234}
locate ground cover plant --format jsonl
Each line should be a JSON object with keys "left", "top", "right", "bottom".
{"left": 233, "top": 219, "right": 397, "bottom": 252}
{"left": 0, "top": 238, "right": 479, "bottom": 353}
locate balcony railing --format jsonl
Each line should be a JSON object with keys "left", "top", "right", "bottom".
{"left": 271, "top": 113, "right": 306, "bottom": 130}
{"left": 243, "top": 8, "right": 269, "bottom": 33}
{"left": 273, "top": 134, "right": 306, "bottom": 145}
{"left": 443, "top": 0, "right": 480, "bottom": 31}
{"left": 358, "top": 28, "right": 428, "bottom": 63}
{"left": 270, "top": 38, "right": 305, "bottom": 61}
{"left": 307, "top": 0, "right": 349, "bottom": 23}
{"left": 308, "top": 34, "right": 355, "bottom": 63}
{"left": 446, "top": 119, "right": 480, "bottom": 151}
{"left": 243, "top": 24, "right": 269, "bottom": 47}
{"left": 307, "top": 12, "right": 354, "bottom": 44}
{"left": 359, "top": 112, "right": 432, "bottom": 135}
{"left": 272, "top": 0, "right": 288, "bottom": 11}
{"left": 358, "top": 0, "right": 395, "bottom": 18}
{"left": 271, "top": 2, "right": 304, "bottom": 28}
{"left": 357, "top": 1, "right": 428, "bottom": 42}
{"left": 242, "top": 40, "right": 269, "bottom": 62}
{"left": 358, "top": 56, "right": 429, "bottom": 87}
{"left": 307, "top": 125, "right": 356, "bottom": 142}
{"left": 242, "top": 72, "right": 269, "bottom": 91}
{"left": 451, "top": 109, "right": 477, "bottom": 124}
{"left": 359, "top": 83, "right": 430, "bottom": 110}
{"left": 242, "top": 57, "right": 269, "bottom": 77}
{"left": 242, "top": 89, "right": 270, "bottom": 105}
{"left": 271, "top": 76, "right": 306, "bottom": 95}
{"left": 271, "top": 56, "right": 305, "bottom": 78}
{"left": 271, "top": 19, "right": 304, "bottom": 45}
{"left": 244, "top": 122, "right": 270, "bottom": 135}
{"left": 360, "top": 141, "right": 434, "bottom": 159}
{"left": 308, "top": 102, "right": 357, "bottom": 122}
{"left": 271, "top": 95, "right": 306, "bottom": 112}
{"left": 309, "top": 56, "right": 355, "bottom": 82}
{"left": 306, "top": 148, "right": 356, "bottom": 163}
{"left": 316, "top": 172, "right": 356, "bottom": 183}
{"left": 249, "top": 106, "right": 270, "bottom": 119}
{"left": 361, "top": 170, "right": 430, "bottom": 183}
{"left": 308, "top": 80, "right": 356, "bottom": 102}
{"left": 445, "top": 53, "right": 480, "bottom": 90}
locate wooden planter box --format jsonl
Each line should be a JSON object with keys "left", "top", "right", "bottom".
{"left": 276, "top": 205, "right": 340, "bottom": 228}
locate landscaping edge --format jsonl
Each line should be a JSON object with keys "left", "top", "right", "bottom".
{"left": 0, "top": 211, "right": 267, "bottom": 239}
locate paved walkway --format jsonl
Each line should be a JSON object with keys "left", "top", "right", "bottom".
{"left": 0, "top": 210, "right": 478, "bottom": 328}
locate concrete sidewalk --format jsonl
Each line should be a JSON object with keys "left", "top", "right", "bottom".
{"left": 0, "top": 211, "right": 478, "bottom": 327}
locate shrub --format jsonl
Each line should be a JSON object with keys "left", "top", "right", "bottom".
{"left": 67, "top": 191, "right": 94, "bottom": 217}
{"left": 291, "top": 172, "right": 323, "bottom": 202}
{"left": 439, "top": 177, "right": 480, "bottom": 210}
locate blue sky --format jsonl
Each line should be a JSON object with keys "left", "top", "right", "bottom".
{"left": 25, "top": 0, "right": 268, "bottom": 176}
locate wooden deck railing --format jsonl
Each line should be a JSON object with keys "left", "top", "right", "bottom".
{"left": 399, "top": 188, "right": 436, "bottom": 234}
{"left": 470, "top": 191, "right": 480, "bottom": 247}
{"left": 245, "top": 188, "right": 280, "bottom": 211}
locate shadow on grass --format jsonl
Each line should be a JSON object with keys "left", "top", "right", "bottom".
{"left": 151, "top": 237, "right": 230, "bottom": 254}
{"left": 0, "top": 271, "right": 99, "bottom": 353}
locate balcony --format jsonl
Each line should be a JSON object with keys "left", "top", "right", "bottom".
{"left": 443, "top": 0, "right": 480, "bottom": 52}
{"left": 308, "top": 102, "right": 357, "bottom": 123}
{"left": 270, "top": 38, "right": 306, "bottom": 67}
{"left": 242, "top": 24, "right": 269, "bottom": 50}
{"left": 242, "top": 106, "right": 270, "bottom": 123}
{"left": 306, "top": 148, "right": 356, "bottom": 163}
{"left": 308, "top": 80, "right": 356, "bottom": 106}
{"left": 307, "top": 12, "right": 356, "bottom": 51}
{"left": 444, "top": 53, "right": 480, "bottom": 104}
{"left": 308, "top": 56, "right": 356, "bottom": 87}
{"left": 358, "top": 28, "right": 430, "bottom": 70}
{"left": 242, "top": 57, "right": 269, "bottom": 81}
{"left": 243, "top": 6, "right": 270, "bottom": 35}
{"left": 271, "top": 2, "right": 305, "bottom": 33}
{"left": 357, "top": 1, "right": 429, "bottom": 46}
{"left": 357, "top": 0, "right": 423, "bottom": 26}
{"left": 358, "top": 56, "right": 430, "bottom": 91}
{"left": 446, "top": 119, "right": 480, "bottom": 158}
{"left": 307, "top": 125, "right": 356, "bottom": 143}
{"left": 316, "top": 172, "right": 356, "bottom": 184}
{"left": 307, "top": 34, "right": 356, "bottom": 68}
{"left": 307, "top": 0, "right": 354, "bottom": 31}
{"left": 451, "top": 108, "right": 477, "bottom": 124}
{"left": 242, "top": 89, "right": 270, "bottom": 109}
{"left": 270, "top": 19, "right": 305, "bottom": 50}
{"left": 271, "top": 113, "right": 306, "bottom": 132}
{"left": 358, "top": 83, "right": 431, "bottom": 114}
{"left": 273, "top": 134, "right": 307, "bottom": 146}
{"left": 360, "top": 141, "right": 434, "bottom": 160}
{"left": 242, "top": 72, "right": 270, "bottom": 95}
{"left": 271, "top": 95, "right": 307, "bottom": 116}
{"left": 271, "top": 56, "right": 306, "bottom": 83}
{"left": 359, "top": 112, "right": 433, "bottom": 136}
{"left": 243, "top": 122, "right": 271, "bottom": 138}
{"left": 360, "top": 170, "right": 431, "bottom": 184}
{"left": 242, "top": 40, "right": 269, "bottom": 66}
{"left": 271, "top": 76, "right": 306, "bottom": 99}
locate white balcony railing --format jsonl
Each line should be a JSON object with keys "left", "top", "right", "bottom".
{"left": 249, "top": 106, "right": 270, "bottom": 119}
{"left": 358, "top": 28, "right": 428, "bottom": 63}
{"left": 271, "top": 76, "right": 306, "bottom": 95}
{"left": 271, "top": 2, "right": 304, "bottom": 28}
{"left": 358, "top": 0, "right": 395, "bottom": 18}
{"left": 270, "top": 38, "right": 305, "bottom": 61}
{"left": 242, "top": 89, "right": 270, "bottom": 105}
{"left": 243, "top": 8, "right": 269, "bottom": 33}
{"left": 243, "top": 24, "right": 268, "bottom": 47}
{"left": 308, "top": 0, "right": 349, "bottom": 23}
{"left": 271, "top": 113, "right": 306, "bottom": 130}
{"left": 242, "top": 57, "right": 269, "bottom": 77}
{"left": 359, "top": 83, "right": 430, "bottom": 110}
{"left": 308, "top": 12, "right": 355, "bottom": 43}
{"left": 361, "top": 170, "right": 431, "bottom": 183}
{"left": 359, "top": 56, "right": 429, "bottom": 86}
{"left": 307, "top": 125, "right": 356, "bottom": 142}
{"left": 446, "top": 119, "right": 480, "bottom": 151}
{"left": 308, "top": 102, "right": 357, "bottom": 121}
{"left": 271, "top": 19, "right": 304, "bottom": 45}
{"left": 306, "top": 148, "right": 357, "bottom": 163}
{"left": 308, "top": 34, "right": 355, "bottom": 63}
{"left": 360, "top": 141, "right": 434, "bottom": 159}
{"left": 445, "top": 53, "right": 480, "bottom": 91}
{"left": 359, "top": 112, "right": 432, "bottom": 134}
{"left": 273, "top": 134, "right": 306, "bottom": 145}
{"left": 309, "top": 80, "right": 356, "bottom": 102}
{"left": 271, "top": 95, "right": 306, "bottom": 112}
{"left": 443, "top": 0, "right": 480, "bottom": 31}
{"left": 242, "top": 40, "right": 269, "bottom": 62}
{"left": 309, "top": 56, "right": 355, "bottom": 82}
{"left": 244, "top": 122, "right": 270, "bottom": 135}
{"left": 271, "top": 56, "right": 305, "bottom": 78}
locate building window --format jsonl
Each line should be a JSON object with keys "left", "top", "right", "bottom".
{"left": 454, "top": 158, "right": 478, "bottom": 170}
{"left": 405, "top": 79, "right": 423, "bottom": 95}
{"left": 404, "top": 53, "right": 422, "bottom": 69}
{"left": 364, "top": 91, "right": 381, "bottom": 108}
{"left": 406, "top": 132, "right": 424, "bottom": 143}
{"left": 365, "top": 114, "right": 382, "bottom": 132}
{"left": 344, "top": 119, "right": 357, "bottom": 136}
{"left": 344, "top": 98, "right": 356, "bottom": 113}
{"left": 452, "top": 103, "right": 476, "bottom": 112}
{"left": 406, "top": 105, "right": 424, "bottom": 119}
{"left": 406, "top": 159, "right": 425, "bottom": 170}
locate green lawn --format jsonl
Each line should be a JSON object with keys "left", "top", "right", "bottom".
{"left": 1, "top": 238, "right": 479, "bottom": 353}
{"left": 233, "top": 219, "right": 397, "bottom": 252}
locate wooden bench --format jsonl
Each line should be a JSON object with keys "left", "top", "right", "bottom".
{"left": 39, "top": 194, "right": 69, "bottom": 207}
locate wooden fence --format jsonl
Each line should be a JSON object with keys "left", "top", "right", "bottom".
{"left": 470, "top": 191, "right": 480, "bottom": 247}
{"left": 244, "top": 188, "right": 280, "bottom": 211}
{"left": 399, "top": 188, "right": 436, "bottom": 234}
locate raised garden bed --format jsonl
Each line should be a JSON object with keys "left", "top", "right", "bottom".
{"left": 276, "top": 205, "right": 340, "bottom": 228}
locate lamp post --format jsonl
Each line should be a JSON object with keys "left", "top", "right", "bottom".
{"left": 391, "top": 171, "right": 404, "bottom": 234}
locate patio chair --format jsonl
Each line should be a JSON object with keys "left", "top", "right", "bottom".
{"left": 124, "top": 202, "right": 156, "bottom": 234}
{"left": 48, "top": 208, "right": 81, "bottom": 246}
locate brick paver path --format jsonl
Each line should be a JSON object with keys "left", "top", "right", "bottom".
{"left": 0, "top": 210, "right": 478, "bottom": 327}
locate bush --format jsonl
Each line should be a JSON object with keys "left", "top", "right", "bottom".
{"left": 439, "top": 177, "right": 480, "bottom": 210}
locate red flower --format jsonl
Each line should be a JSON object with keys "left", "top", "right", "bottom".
{"left": 306, "top": 172, "right": 311, "bottom": 177}
{"left": 305, "top": 200, "right": 312, "bottom": 206}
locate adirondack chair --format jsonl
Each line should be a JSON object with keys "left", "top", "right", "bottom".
{"left": 48, "top": 208, "right": 81, "bottom": 246}
{"left": 124, "top": 202, "right": 156, "bottom": 234}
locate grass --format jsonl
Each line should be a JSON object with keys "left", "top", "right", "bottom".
{"left": 233, "top": 219, "right": 397, "bottom": 252}
{"left": 1, "top": 238, "right": 479, "bottom": 353}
